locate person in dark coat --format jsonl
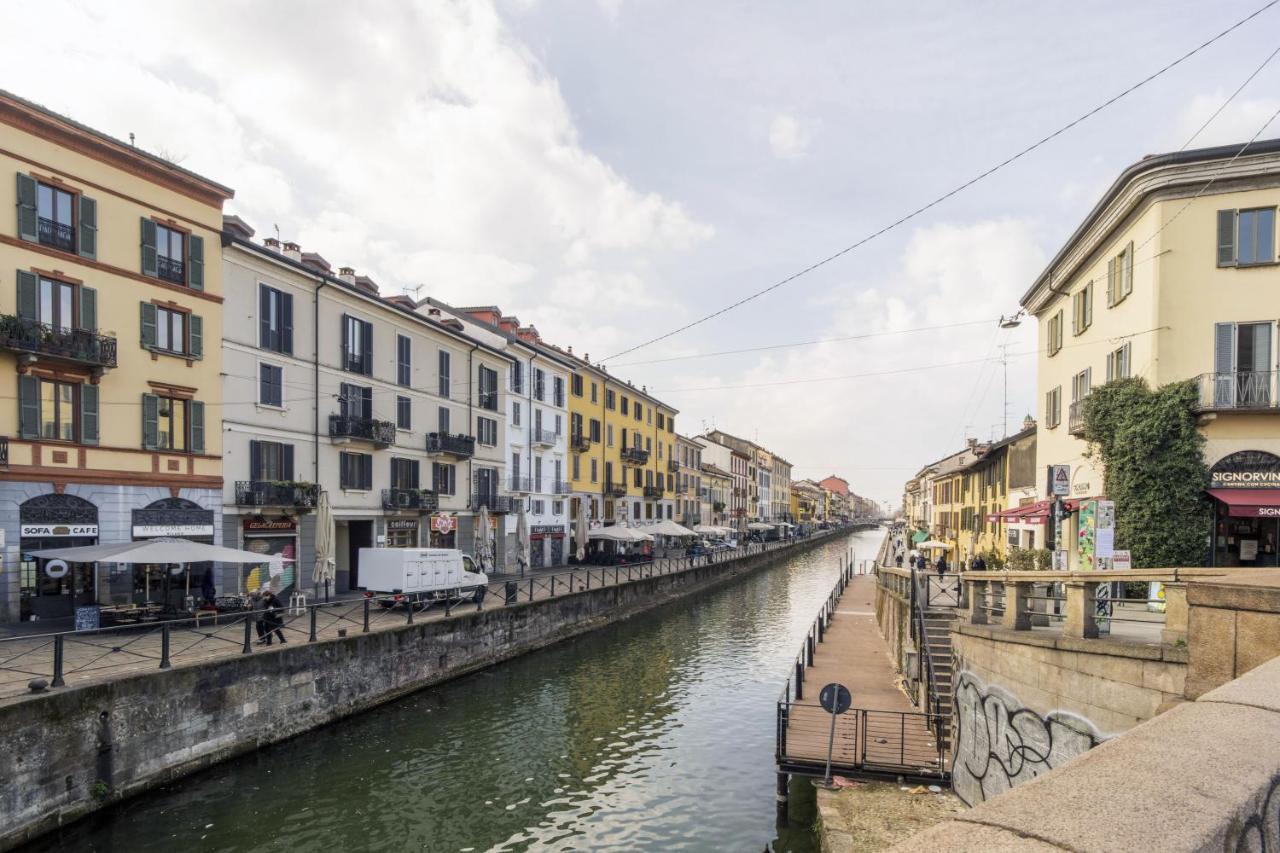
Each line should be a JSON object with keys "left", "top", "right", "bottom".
{"left": 255, "top": 589, "right": 287, "bottom": 645}
{"left": 935, "top": 555, "right": 948, "bottom": 578}
{"left": 973, "top": 554, "right": 987, "bottom": 571}
{"left": 200, "top": 567, "right": 216, "bottom": 606}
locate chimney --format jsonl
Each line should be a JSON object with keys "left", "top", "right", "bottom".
{"left": 427, "top": 307, "right": 443, "bottom": 319}
{"left": 282, "top": 241, "right": 302, "bottom": 262}
{"left": 567, "top": 346, "right": 573, "bottom": 355}
{"left": 967, "top": 437, "right": 978, "bottom": 450}
{"left": 263, "top": 237, "right": 281, "bottom": 252}
{"left": 338, "top": 266, "right": 356, "bottom": 285}
{"left": 584, "top": 353, "right": 590, "bottom": 363}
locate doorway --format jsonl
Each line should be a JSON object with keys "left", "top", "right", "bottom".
{"left": 346, "top": 520, "right": 374, "bottom": 590}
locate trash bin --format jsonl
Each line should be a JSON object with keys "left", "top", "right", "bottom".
{"left": 505, "top": 581, "right": 518, "bottom": 604}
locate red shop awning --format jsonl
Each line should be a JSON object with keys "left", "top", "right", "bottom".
{"left": 985, "top": 500, "right": 1049, "bottom": 525}
{"left": 1208, "top": 488, "right": 1280, "bottom": 518}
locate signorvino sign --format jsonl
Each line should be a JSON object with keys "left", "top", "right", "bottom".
{"left": 1210, "top": 450, "right": 1280, "bottom": 489}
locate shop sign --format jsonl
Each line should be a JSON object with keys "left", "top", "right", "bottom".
{"left": 243, "top": 518, "right": 297, "bottom": 533}
{"left": 44, "top": 559, "right": 69, "bottom": 579}
{"left": 531, "top": 525, "right": 564, "bottom": 536}
{"left": 21, "top": 524, "right": 98, "bottom": 538}
{"left": 387, "top": 519, "right": 419, "bottom": 531}
{"left": 1210, "top": 450, "right": 1280, "bottom": 489}
{"left": 432, "top": 514, "right": 457, "bottom": 534}
{"left": 132, "top": 524, "right": 215, "bottom": 538}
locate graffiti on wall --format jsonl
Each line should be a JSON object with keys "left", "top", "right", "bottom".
{"left": 953, "top": 671, "right": 1107, "bottom": 806}
{"left": 1225, "top": 771, "right": 1280, "bottom": 852}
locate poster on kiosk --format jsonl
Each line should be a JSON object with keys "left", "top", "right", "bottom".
{"left": 1078, "top": 500, "right": 1116, "bottom": 632}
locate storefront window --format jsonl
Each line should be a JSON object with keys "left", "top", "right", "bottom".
{"left": 387, "top": 519, "right": 419, "bottom": 548}
{"left": 242, "top": 518, "right": 298, "bottom": 593}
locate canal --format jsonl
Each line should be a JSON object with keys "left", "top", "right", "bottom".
{"left": 27, "top": 528, "right": 885, "bottom": 853}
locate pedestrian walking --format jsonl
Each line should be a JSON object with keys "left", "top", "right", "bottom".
{"left": 895, "top": 552, "right": 903, "bottom": 567}
{"left": 973, "top": 554, "right": 987, "bottom": 571}
{"left": 255, "top": 589, "right": 287, "bottom": 645}
{"left": 935, "top": 554, "right": 948, "bottom": 578}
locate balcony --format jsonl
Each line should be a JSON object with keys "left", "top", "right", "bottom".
{"left": 605, "top": 481, "right": 628, "bottom": 498}
{"left": 1068, "top": 399, "right": 1087, "bottom": 436}
{"left": 668, "top": 459, "right": 678, "bottom": 473}
{"left": 571, "top": 433, "right": 591, "bottom": 453}
{"left": 508, "top": 475, "right": 533, "bottom": 494}
{"left": 38, "top": 217, "right": 74, "bottom": 252}
{"left": 382, "top": 488, "right": 438, "bottom": 512}
{"left": 1195, "top": 371, "right": 1280, "bottom": 413}
{"left": 0, "top": 436, "right": 9, "bottom": 466}
{"left": 621, "top": 447, "right": 650, "bottom": 465}
{"left": 532, "top": 427, "right": 557, "bottom": 447}
{"left": 471, "top": 492, "right": 514, "bottom": 513}
{"left": 157, "top": 255, "right": 185, "bottom": 285}
{"left": 330, "top": 414, "right": 396, "bottom": 446}
{"left": 552, "top": 480, "right": 571, "bottom": 495}
{"left": 0, "top": 316, "right": 118, "bottom": 371}
{"left": 234, "top": 480, "right": 319, "bottom": 510}
{"left": 426, "top": 432, "right": 476, "bottom": 457}
{"left": 643, "top": 485, "right": 663, "bottom": 499}
{"left": 681, "top": 514, "right": 701, "bottom": 527}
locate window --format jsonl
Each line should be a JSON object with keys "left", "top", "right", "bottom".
{"left": 397, "top": 335, "right": 411, "bottom": 386}
{"left": 1107, "top": 242, "right": 1134, "bottom": 306}
{"left": 513, "top": 401, "right": 522, "bottom": 427}
{"left": 339, "top": 383, "right": 373, "bottom": 420}
{"left": 621, "top": 396, "right": 629, "bottom": 416}
{"left": 1045, "top": 386, "right": 1062, "bottom": 429}
{"left": 607, "top": 424, "right": 614, "bottom": 446}
{"left": 249, "top": 440, "right": 293, "bottom": 481}
{"left": 1214, "top": 321, "right": 1274, "bottom": 406}
{"left": 1219, "top": 208, "right": 1276, "bottom": 267}
{"left": 534, "top": 368, "right": 545, "bottom": 401}
{"left": 591, "top": 458, "right": 598, "bottom": 483}
{"left": 396, "top": 395, "right": 411, "bottom": 430}
{"left": 260, "top": 363, "right": 284, "bottom": 407}
{"left": 1072, "top": 282, "right": 1093, "bottom": 335}
{"left": 477, "top": 416, "right": 498, "bottom": 446}
{"left": 432, "top": 462, "right": 457, "bottom": 495}
{"left": 534, "top": 408, "right": 543, "bottom": 434}
{"left": 590, "top": 418, "right": 601, "bottom": 442}
{"left": 140, "top": 303, "right": 202, "bottom": 358}
{"left": 591, "top": 382, "right": 598, "bottom": 404}
{"left": 340, "top": 452, "right": 373, "bottom": 490}
{"left": 605, "top": 388, "right": 616, "bottom": 410}
{"left": 555, "top": 414, "right": 562, "bottom": 436}
{"left": 438, "top": 350, "right": 452, "bottom": 397}
{"left": 259, "top": 285, "right": 293, "bottom": 354}
{"left": 438, "top": 406, "right": 451, "bottom": 435}
{"left": 33, "top": 275, "right": 77, "bottom": 331}
{"left": 553, "top": 376, "right": 565, "bottom": 407}
{"left": 155, "top": 223, "right": 187, "bottom": 284}
{"left": 532, "top": 500, "right": 545, "bottom": 515}
{"left": 512, "top": 361, "right": 524, "bottom": 394}
{"left": 1106, "top": 343, "right": 1131, "bottom": 381}
{"left": 535, "top": 457, "right": 543, "bottom": 491}
{"left": 33, "top": 180, "right": 76, "bottom": 252}
{"left": 40, "top": 379, "right": 77, "bottom": 441}
{"left": 341, "top": 315, "right": 372, "bottom": 375}
{"left": 657, "top": 413, "right": 665, "bottom": 430}
{"left": 479, "top": 366, "right": 499, "bottom": 410}
{"left": 553, "top": 500, "right": 563, "bottom": 515}
{"left": 633, "top": 468, "right": 643, "bottom": 487}
{"left": 1046, "top": 310, "right": 1064, "bottom": 356}
{"left": 512, "top": 451, "right": 522, "bottom": 479}
{"left": 18, "top": 176, "right": 98, "bottom": 257}
{"left": 657, "top": 442, "right": 663, "bottom": 460}
{"left": 1071, "top": 368, "right": 1091, "bottom": 403}
{"left": 390, "top": 458, "right": 420, "bottom": 489}
{"left": 158, "top": 306, "right": 185, "bottom": 354}
{"left": 155, "top": 397, "right": 187, "bottom": 451}
{"left": 667, "top": 418, "right": 674, "bottom": 433}
{"left": 572, "top": 373, "right": 583, "bottom": 396}
{"left": 647, "top": 406, "right": 652, "bottom": 425}
{"left": 572, "top": 452, "right": 581, "bottom": 481}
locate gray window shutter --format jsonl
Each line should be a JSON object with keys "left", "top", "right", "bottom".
{"left": 1106, "top": 257, "right": 1115, "bottom": 306}
{"left": 1252, "top": 323, "right": 1272, "bottom": 373}
{"left": 79, "top": 286, "right": 97, "bottom": 332}
{"left": 250, "top": 440, "right": 262, "bottom": 480}
{"left": 80, "top": 384, "right": 99, "bottom": 445}
{"left": 190, "top": 400, "right": 205, "bottom": 454}
{"left": 142, "top": 393, "right": 159, "bottom": 449}
{"left": 280, "top": 291, "right": 293, "bottom": 354}
{"left": 18, "top": 374, "right": 39, "bottom": 439}
{"left": 188, "top": 233, "right": 204, "bottom": 290}
{"left": 78, "top": 196, "right": 97, "bottom": 260}
{"left": 282, "top": 444, "right": 294, "bottom": 480}
{"left": 16, "top": 174, "right": 37, "bottom": 242}
{"left": 1217, "top": 210, "right": 1237, "bottom": 267}
{"left": 140, "top": 218, "right": 158, "bottom": 277}
{"left": 341, "top": 314, "right": 350, "bottom": 366}
{"left": 140, "top": 302, "right": 157, "bottom": 348}
{"left": 189, "top": 314, "right": 203, "bottom": 359}
{"left": 16, "top": 270, "right": 38, "bottom": 320}
{"left": 1214, "top": 323, "right": 1237, "bottom": 407}
{"left": 361, "top": 320, "right": 372, "bottom": 375}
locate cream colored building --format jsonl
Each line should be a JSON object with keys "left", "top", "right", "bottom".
{"left": 1023, "top": 138, "right": 1280, "bottom": 567}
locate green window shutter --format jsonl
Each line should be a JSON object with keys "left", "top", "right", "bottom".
{"left": 190, "top": 400, "right": 205, "bottom": 454}
{"left": 79, "top": 286, "right": 97, "bottom": 332}
{"left": 140, "top": 302, "right": 157, "bottom": 348}
{"left": 187, "top": 234, "right": 204, "bottom": 290}
{"left": 16, "top": 174, "right": 37, "bottom": 242}
{"left": 80, "top": 384, "right": 99, "bottom": 445}
{"left": 18, "top": 375, "right": 39, "bottom": 439}
{"left": 16, "top": 270, "right": 38, "bottom": 320}
{"left": 140, "top": 218, "right": 157, "bottom": 277}
{"left": 189, "top": 313, "right": 203, "bottom": 358}
{"left": 141, "top": 393, "right": 159, "bottom": 449}
{"left": 1123, "top": 241, "right": 1134, "bottom": 298}
{"left": 1217, "top": 209, "right": 1237, "bottom": 267}
{"left": 77, "top": 196, "right": 97, "bottom": 260}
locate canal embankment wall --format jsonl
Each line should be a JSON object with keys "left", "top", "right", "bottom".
{"left": 0, "top": 533, "right": 844, "bottom": 851}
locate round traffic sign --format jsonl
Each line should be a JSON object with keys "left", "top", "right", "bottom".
{"left": 44, "top": 559, "right": 69, "bottom": 580}
{"left": 819, "top": 682, "right": 852, "bottom": 715}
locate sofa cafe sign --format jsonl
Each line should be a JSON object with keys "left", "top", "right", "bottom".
{"left": 1210, "top": 451, "right": 1280, "bottom": 489}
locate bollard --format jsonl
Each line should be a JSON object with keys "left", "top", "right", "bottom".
{"left": 406, "top": 598, "right": 414, "bottom": 624}
{"left": 242, "top": 616, "right": 253, "bottom": 654}
{"left": 363, "top": 598, "right": 371, "bottom": 633}
{"left": 529, "top": 578, "right": 535, "bottom": 602}
{"left": 586, "top": 570, "right": 591, "bottom": 590}
{"left": 817, "top": 613, "right": 825, "bottom": 643}
{"left": 445, "top": 596, "right": 452, "bottom": 618}
{"left": 309, "top": 606, "right": 318, "bottom": 642}
{"left": 776, "top": 771, "right": 789, "bottom": 825}
{"left": 795, "top": 660, "right": 804, "bottom": 699}
{"left": 52, "top": 634, "right": 65, "bottom": 687}
{"left": 160, "top": 623, "right": 171, "bottom": 669}
{"left": 550, "top": 576, "right": 556, "bottom": 597}
{"left": 806, "top": 633, "right": 814, "bottom": 667}
{"left": 476, "top": 586, "right": 484, "bottom": 612}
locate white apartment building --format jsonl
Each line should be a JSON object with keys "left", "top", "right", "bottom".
{"left": 675, "top": 434, "right": 703, "bottom": 526}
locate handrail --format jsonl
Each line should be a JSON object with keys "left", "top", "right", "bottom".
{"left": 910, "top": 568, "right": 943, "bottom": 723}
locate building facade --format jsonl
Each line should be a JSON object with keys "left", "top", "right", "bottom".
{"left": 0, "top": 93, "right": 232, "bottom": 622}
{"left": 772, "top": 456, "right": 792, "bottom": 522}
{"left": 701, "top": 463, "right": 731, "bottom": 526}
{"left": 675, "top": 434, "right": 702, "bottom": 526}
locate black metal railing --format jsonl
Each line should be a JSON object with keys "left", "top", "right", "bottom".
{"left": 157, "top": 255, "right": 185, "bottom": 285}
{"left": 1196, "top": 370, "right": 1279, "bottom": 411}
{"left": 605, "top": 480, "right": 628, "bottom": 498}
{"left": 571, "top": 434, "right": 591, "bottom": 452}
{"left": 668, "top": 459, "right": 679, "bottom": 472}
{"left": 38, "top": 217, "right": 74, "bottom": 252}
{"left": 329, "top": 414, "right": 396, "bottom": 445}
{"left": 643, "top": 485, "right": 663, "bottom": 499}
{"left": 426, "top": 432, "right": 475, "bottom": 457}
{"left": 552, "top": 480, "right": 571, "bottom": 495}
{"left": 0, "top": 436, "right": 9, "bottom": 466}
{"left": 621, "top": 447, "right": 649, "bottom": 465}
{"left": 234, "top": 480, "right": 319, "bottom": 509}
{"left": 381, "top": 488, "right": 438, "bottom": 511}
{"left": 508, "top": 476, "right": 533, "bottom": 493}
{"left": 0, "top": 316, "right": 118, "bottom": 369}
{"left": 471, "top": 492, "right": 514, "bottom": 513}
{"left": 532, "top": 427, "right": 557, "bottom": 446}
{"left": 1068, "top": 399, "right": 1086, "bottom": 435}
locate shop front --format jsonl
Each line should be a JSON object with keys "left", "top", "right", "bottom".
{"left": 386, "top": 517, "right": 420, "bottom": 548}
{"left": 529, "top": 524, "right": 566, "bottom": 569}
{"left": 18, "top": 494, "right": 99, "bottom": 622}
{"left": 1208, "top": 450, "right": 1280, "bottom": 567}
{"left": 429, "top": 513, "right": 458, "bottom": 548}
{"left": 241, "top": 517, "right": 299, "bottom": 593}
{"left": 116, "top": 498, "right": 217, "bottom": 609}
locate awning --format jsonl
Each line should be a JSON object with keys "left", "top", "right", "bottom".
{"left": 1207, "top": 488, "right": 1280, "bottom": 518}
{"left": 911, "top": 530, "right": 928, "bottom": 544}
{"left": 985, "top": 501, "right": 1050, "bottom": 524}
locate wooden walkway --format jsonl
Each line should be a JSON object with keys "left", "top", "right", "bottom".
{"left": 779, "top": 571, "right": 946, "bottom": 780}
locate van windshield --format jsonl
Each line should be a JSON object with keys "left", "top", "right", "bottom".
{"left": 462, "top": 555, "right": 477, "bottom": 574}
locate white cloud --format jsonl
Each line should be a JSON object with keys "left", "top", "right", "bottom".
{"left": 768, "top": 114, "right": 817, "bottom": 161}
{"left": 1173, "top": 92, "right": 1280, "bottom": 150}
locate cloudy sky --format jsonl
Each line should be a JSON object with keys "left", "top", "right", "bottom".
{"left": 6, "top": 0, "right": 1280, "bottom": 506}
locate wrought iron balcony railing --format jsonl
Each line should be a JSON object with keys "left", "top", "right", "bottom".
{"left": 643, "top": 485, "right": 664, "bottom": 499}
{"left": 1068, "top": 399, "right": 1087, "bottom": 436}
{"left": 570, "top": 433, "right": 591, "bottom": 453}
{"left": 0, "top": 436, "right": 9, "bottom": 467}
{"left": 1195, "top": 371, "right": 1280, "bottom": 412}
{"left": 552, "top": 480, "right": 571, "bottom": 495}
{"left": 668, "top": 458, "right": 679, "bottom": 472}
{"left": 382, "top": 488, "right": 438, "bottom": 511}
{"left": 508, "top": 476, "right": 533, "bottom": 493}
{"left": 471, "top": 492, "right": 514, "bottom": 513}
{"left": 426, "top": 432, "right": 475, "bottom": 457}
{"left": 621, "top": 447, "right": 649, "bottom": 465}
{"left": 532, "top": 427, "right": 557, "bottom": 446}
{"left": 329, "top": 414, "right": 396, "bottom": 446}
{"left": 157, "top": 255, "right": 186, "bottom": 285}
{"left": 38, "top": 217, "right": 74, "bottom": 252}
{"left": 605, "top": 481, "right": 628, "bottom": 498}
{"left": 0, "top": 316, "right": 118, "bottom": 369}
{"left": 234, "top": 480, "right": 319, "bottom": 509}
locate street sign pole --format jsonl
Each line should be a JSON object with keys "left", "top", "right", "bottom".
{"left": 818, "top": 682, "right": 853, "bottom": 786}
{"left": 824, "top": 703, "right": 839, "bottom": 785}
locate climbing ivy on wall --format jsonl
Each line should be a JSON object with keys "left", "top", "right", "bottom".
{"left": 1081, "top": 378, "right": 1210, "bottom": 568}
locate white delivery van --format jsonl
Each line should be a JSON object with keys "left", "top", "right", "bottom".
{"left": 357, "top": 548, "right": 488, "bottom": 608}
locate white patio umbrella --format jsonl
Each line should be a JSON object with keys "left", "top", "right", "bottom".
{"left": 32, "top": 538, "right": 286, "bottom": 565}
{"left": 476, "top": 506, "right": 493, "bottom": 571}
{"left": 575, "top": 500, "right": 589, "bottom": 561}
{"left": 587, "top": 526, "right": 636, "bottom": 542}
{"left": 515, "top": 501, "right": 530, "bottom": 577}
{"left": 313, "top": 490, "right": 336, "bottom": 601}
{"left": 917, "top": 540, "right": 951, "bottom": 550}
{"left": 747, "top": 522, "right": 774, "bottom": 531}
{"left": 649, "top": 519, "right": 696, "bottom": 537}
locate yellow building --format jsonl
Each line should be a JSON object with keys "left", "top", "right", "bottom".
{"left": 1023, "top": 138, "right": 1280, "bottom": 568}
{"left": 561, "top": 351, "right": 677, "bottom": 525}
{"left": 0, "top": 91, "right": 232, "bottom": 622}
{"left": 954, "top": 424, "right": 1037, "bottom": 564}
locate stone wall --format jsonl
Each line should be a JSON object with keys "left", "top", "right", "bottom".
{"left": 0, "top": 536, "right": 833, "bottom": 851}
{"left": 1186, "top": 568, "right": 1280, "bottom": 698}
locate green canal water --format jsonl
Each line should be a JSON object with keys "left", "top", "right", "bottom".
{"left": 29, "top": 529, "right": 885, "bottom": 853}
